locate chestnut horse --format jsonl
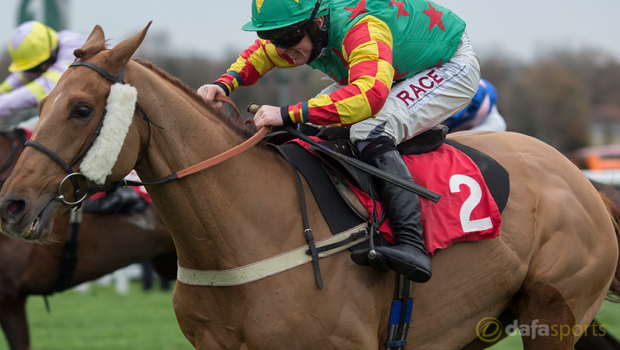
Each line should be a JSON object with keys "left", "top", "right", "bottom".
{"left": 0, "top": 130, "right": 177, "bottom": 350}
{"left": 0, "top": 23, "right": 619, "bottom": 350}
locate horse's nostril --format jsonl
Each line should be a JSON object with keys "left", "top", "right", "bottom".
{"left": 6, "top": 200, "right": 25, "bottom": 217}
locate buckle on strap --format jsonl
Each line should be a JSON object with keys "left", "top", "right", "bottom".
{"left": 303, "top": 228, "right": 323, "bottom": 290}
{"left": 304, "top": 228, "right": 314, "bottom": 241}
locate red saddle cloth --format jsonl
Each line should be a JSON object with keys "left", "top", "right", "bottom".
{"left": 292, "top": 138, "right": 502, "bottom": 256}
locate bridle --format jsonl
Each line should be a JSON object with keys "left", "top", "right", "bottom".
{"left": 24, "top": 61, "right": 162, "bottom": 206}
{"left": 24, "top": 60, "right": 268, "bottom": 208}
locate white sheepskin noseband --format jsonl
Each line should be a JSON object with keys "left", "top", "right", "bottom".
{"left": 79, "top": 83, "right": 137, "bottom": 184}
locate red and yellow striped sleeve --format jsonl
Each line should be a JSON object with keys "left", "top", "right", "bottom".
{"left": 283, "top": 16, "right": 394, "bottom": 126}
{"left": 215, "top": 39, "right": 297, "bottom": 95}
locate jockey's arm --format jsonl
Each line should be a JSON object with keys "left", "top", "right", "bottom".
{"left": 0, "top": 82, "right": 39, "bottom": 118}
{"left": 281, "top": 16, "right": 394, "bottom": 127}
{"left": 0, "top": 70, "right": 62, "bottom": 118}
{"left": 0, "top": 72, "right": 32, "bottom": 94}
{"left": 213, "top": 38, "right": 297, "bottom": 95}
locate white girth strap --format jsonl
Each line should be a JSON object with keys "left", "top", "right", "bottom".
{"left": 177, "top": 223, "right": 369, "bottom": 287}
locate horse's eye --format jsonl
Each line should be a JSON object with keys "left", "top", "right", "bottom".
{"left": 73, "top": 106, "right": 91, "bottom": 118}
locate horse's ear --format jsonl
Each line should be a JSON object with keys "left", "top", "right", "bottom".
{"left": 106, "top": 21, "right": 152, "bottom": 69}
{"left": 74, "top": 25, "right": 106, "bottom": 60}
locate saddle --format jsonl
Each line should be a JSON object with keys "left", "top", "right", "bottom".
{"left": 269, "top": 125, "right": 449, "bottom": 218}
{"left": 270, "top": 125, "right": 509, "bottom": 254}
{"left": 269, "top": 125, "right": 449, "bottom": 256}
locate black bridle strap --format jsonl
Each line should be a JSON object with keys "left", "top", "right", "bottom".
{"left": 25, "top": 140, "right": 73, "bottom": 174}
{"left": 133, "top": 103, "right": 163, "bottom": 169}
{"left": 24, "top": 110, "right": 106, "bottom": 172}
{"left": 25, "top": 61, "right": 160, "bottom": 202}
{"left": 23, "top": 63, "right": 125, "bottom": 204}
{"left": 70, "top": 61, "right": 126, "bottom": 84}
{"left": 24, "top": 110, "right": 107, "bottom": 186}
{"left": 24, "top": 140, "right": 83, "bottom": 199}
{"left": 70, "top": 61, "right": 163, "bottom": 169}
{"left": 69, "top": 109, "right": 107, "bottom": 167}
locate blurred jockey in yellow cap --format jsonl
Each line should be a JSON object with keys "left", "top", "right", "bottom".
{"left": 0, "top": 21, "right": 87, "bottom": 118}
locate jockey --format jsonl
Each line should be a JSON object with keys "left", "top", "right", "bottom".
{"left": 0, "top": 21, "right": 87, "bottom": 118}
{"left": 198, "top": 0, "right": 481, "bottom": 283}
{"left": 443, "top": 79, "right": 506, "bottom": 133}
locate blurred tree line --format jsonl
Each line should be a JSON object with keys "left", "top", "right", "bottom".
{"left": 2, "top": 42, "right": 620, "bottom": 153}
{"left": 482, "top": 50, "right": 620, "bottom": 152}
{"left": 135, "top": 39, "right": 333, "bottom": 126}
{"left": 141, "top": 46, "right": 620, "bottom": 153}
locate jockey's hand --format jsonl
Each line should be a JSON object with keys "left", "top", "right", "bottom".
{"left": 197, "top": 84, "right": 225, "bottom": 108}
{"left": 254, "top": 105, "right": 283, "bottom": 129}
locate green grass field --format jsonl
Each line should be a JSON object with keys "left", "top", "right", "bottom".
{"left": 2, "top": 281, "right": 620, "bottom": 349}
{"left": 3, "top": 282, "right": 193, "bottom": 350}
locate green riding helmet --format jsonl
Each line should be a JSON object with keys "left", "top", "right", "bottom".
{"left": 242, "top": 0, "right": 331, "bottom": 32}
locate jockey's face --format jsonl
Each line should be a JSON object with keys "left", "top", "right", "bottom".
{"left": 275, "top": 17, "right": 324, "bottom": 66}
{"left": 277, "top": 33, "right": 313, "bottom": 66}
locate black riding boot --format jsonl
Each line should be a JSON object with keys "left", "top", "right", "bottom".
{"left": 351, "top": 149, "right": 432, "bottom": 283}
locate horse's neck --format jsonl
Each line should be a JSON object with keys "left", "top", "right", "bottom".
{"left": 131, "top": 66, "right": 308, "bottom": 270}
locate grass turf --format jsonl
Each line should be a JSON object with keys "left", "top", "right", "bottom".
{"left": 2, "top": 281, "right": 620, "bottom": 349}
{"left": 3, "top": 281, "right": 193, "bottom": 350}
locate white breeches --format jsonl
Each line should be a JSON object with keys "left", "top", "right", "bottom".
{"left": 313, "top": 30, "right": 481, "bottom": 147}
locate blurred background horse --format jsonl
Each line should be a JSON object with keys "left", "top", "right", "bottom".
{"left": 0, "top": 129, "right": 177, "bottom": 350}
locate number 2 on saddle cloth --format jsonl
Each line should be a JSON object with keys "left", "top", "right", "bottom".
{"left": 284, "top": 132, "right": 509, "bottom": 256}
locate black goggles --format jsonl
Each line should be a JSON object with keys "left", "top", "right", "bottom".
{"left": 258, "top": 27, "right": 307, "bottom": 49}
{"left": 258, "top": 0, "right": 322, "bottom": 49}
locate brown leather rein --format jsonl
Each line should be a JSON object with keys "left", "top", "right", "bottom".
{"left": 26, "top": 60, "right": 269, "bottom": 203}
{"left": 91, "top": 94, "right": 270, "bottom": 195}
{"left": 176, "top": 94, "right": 269, "bottom": 179}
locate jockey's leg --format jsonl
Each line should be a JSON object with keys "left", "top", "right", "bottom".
{"left": 351, "top": 136, "right": 432, "bottom": 283}
{"left": 348, "top": 30, "right": 480, "bottom": 282}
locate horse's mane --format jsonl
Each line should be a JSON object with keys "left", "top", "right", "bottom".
{"left": 133, "top": 59, "right": 257, "bottom": 140}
